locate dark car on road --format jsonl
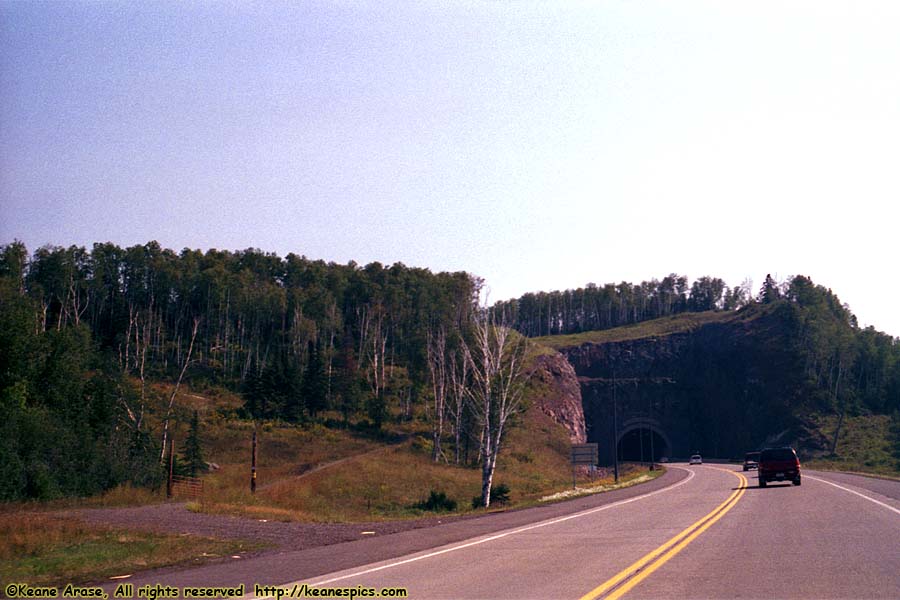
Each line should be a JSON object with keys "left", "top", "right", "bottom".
{"left": 758, "top": 447, "right": 801, "bottom": 487}
{"left": 743, "top": 451, "right": 760, "bottom": 471}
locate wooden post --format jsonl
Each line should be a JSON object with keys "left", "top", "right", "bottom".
{"left": 167, "top": 439, "right": 175, "bottom": 499}
{"left": 251, "top": 428, "right": 257, "bottom": 493}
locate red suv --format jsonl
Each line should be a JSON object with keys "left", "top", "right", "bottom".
{"left": 758, "top": 447, "right": 801, "bottom": 487}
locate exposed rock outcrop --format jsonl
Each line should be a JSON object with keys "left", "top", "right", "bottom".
{"left": 528, "top": 350, "right": 586, "bottom": 443}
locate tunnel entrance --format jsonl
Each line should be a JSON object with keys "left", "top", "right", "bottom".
{"left": 617, "top": 426, "right": 669, "bottom": 462}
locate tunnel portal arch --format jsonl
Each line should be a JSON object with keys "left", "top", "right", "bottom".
{"left": 616, "top": 418, "right": 671, "bottom": 462}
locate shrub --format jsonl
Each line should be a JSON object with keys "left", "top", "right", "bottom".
{"left": 471, "top": 483, "right": 511, "bottom": 508}
{"left": 512, "top": 451, "right": 534, "bottom": 464}
{"left": 411, "top": 436, "right": 433, "bottom": 454}
{"left": 416, "top": 490, "right": 457, "bottom": 512}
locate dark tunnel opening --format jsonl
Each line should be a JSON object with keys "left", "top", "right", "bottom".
{"left": 617, "top": 427, "right": 669, "bottom": 462}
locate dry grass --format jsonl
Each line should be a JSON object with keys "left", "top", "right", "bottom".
{"left": 533, "top": 310, "right": 739, "bottom": 349}
{"left": 174, "top": 353, "right": 654, "bottom": 523}
{"left": 200, "top": 441, "right": 477, "bottom": 522}
{"left": 0, "top": 487, "right": 167, "bottom": 514}
{"left": 198, "top": 420, "right": 382, "bottom": 509}
{"left": 81, "top": 485, "right": 167, "bottom": 508}
{"left": 197, "top": 405, "right": 652, "bottom": 522}
{"left": 0, "top": 512, "right": 266, "bottom": 586}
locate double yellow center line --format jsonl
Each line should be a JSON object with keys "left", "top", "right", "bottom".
{"left": 580, "top": 468, "right": 748, "bottom": 600}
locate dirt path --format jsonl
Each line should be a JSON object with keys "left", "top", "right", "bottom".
{"left": 257, "top": 440, "right": 407, "bottom": 491}
{"left": 66, "top": 436, "right": 431, "bottom": 552}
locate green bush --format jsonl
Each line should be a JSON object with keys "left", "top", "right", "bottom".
{"left": 416, "top": 490, "right": 457, "bottom": 512}
{"left": 472, "top": 483, "right": 511, "bottom": 508}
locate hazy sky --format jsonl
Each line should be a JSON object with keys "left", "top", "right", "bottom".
{"left": 2, "top": 1, "right": 898, "bottom": 336}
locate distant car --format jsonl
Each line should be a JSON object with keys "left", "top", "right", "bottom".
{"left": 743, "top": 451, "right": 760, "bottom": 471}
{"left": 689, "top": 454, "right": 702, "bottom": 465}
{"left": 758, "top": 447, "right": 801, "bottom": 487}
{"left": 659, "top": 456, "right": 668, "bottom": 463}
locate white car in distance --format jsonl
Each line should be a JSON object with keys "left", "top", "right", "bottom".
{"left": 689, "top": 454, "right": 703, "bottom": 465}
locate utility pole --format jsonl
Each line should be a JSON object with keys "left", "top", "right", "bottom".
{"left": 167, "top": 438, "right": 175, "bottom": 499}
{"left": 251, "top": 427, "right": 258, "bottom": 493}
{"left": 613, "top": 371, "right": 619, "bottom": 484}
{"left": 648, "top": 393, "right": 655, "bottom": 472}
{"left": 640, "top": 425, "right": 645, "bottom": 467}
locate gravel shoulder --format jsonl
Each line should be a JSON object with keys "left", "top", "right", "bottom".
{"left": 67, "top": 502, "right": 477, "bottom": 552}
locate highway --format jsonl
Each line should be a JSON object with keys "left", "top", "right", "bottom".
{"left": 100, "top": 465, "right": 900, "bottom": 599}
{"left": 280, "top": 465, "right": 900, "bottom": 600}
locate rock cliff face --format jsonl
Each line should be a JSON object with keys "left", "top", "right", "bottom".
{"left": 528, "top": 350, "right": 586, "bottom": 443}
{"left": 552, "top": 305, "right": 818, "bottom": 462}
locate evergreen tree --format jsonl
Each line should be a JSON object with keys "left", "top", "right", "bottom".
{"left": 367, "top": 390, "right": 387, "bottom": 429}
{"left": 302, "top": 340, "right": 327, "bottom": 418}
{"left": 279, "top": 356, "right": 304, "bottom": 423}
{"left": 759, "top": 274, "right": 781, "bottom": 304}
{"left": 242, "top": 371, "right": 264, "bottom": 419}
{"left": 334, "top": 331, "right": 362, "bottom": 426}
{"left": 183, "top": 410, "right": 206, "bottom": 477}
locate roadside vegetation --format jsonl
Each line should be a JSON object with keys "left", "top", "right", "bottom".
{"left": 804, "top": 413, "right": 900, "bottom": 477}
{"left": 0, "top": 377, "right": 651, "bottom": 523}
{"left": 0, "top": 511, "right": 266, "bottom": 587}
{"left": 151, "top": 383, "right": 655, "bottom": 522}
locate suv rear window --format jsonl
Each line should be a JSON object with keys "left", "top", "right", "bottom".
{"left": 761, "top": 448, "right": 795, "bottom": 461}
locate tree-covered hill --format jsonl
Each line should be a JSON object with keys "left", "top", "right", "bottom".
{"left": 542, "top": 281, "right": 900, "bottom": 463}
{"left": 2, "top": 240, "right": 898, "bottom": 500}
{"left": 492, "top": 274, "right": 747, "bottom": 337}
{"left": 0, "top": 240, "right": 479, "bottom": 500}
{"left": 508, "top": 272, "right": 899, "bottom": 421}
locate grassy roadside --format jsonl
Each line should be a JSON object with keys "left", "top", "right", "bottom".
{"left": 2, "top": 379, "right": 653, "bottom": 523}
{"left": 803, "top": 413, "right": 900, "bottom": 478}
{"left": 159, "top": 374, "right": 670, "bottom": 522}
{"left": 0, "top": 512, "right": 268, "bottom": 587}
{"left": 192, "top": 407, "right": 658, "bottom": 523}
{"left": 536, "top": 469, "right": 664, "bottom": 503}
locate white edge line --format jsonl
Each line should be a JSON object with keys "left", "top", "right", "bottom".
{"left": 806, "top": 475, "right": 900, "bottom": 516}
{"left": 275, "top": 468, "right": 697, "bottom": 593}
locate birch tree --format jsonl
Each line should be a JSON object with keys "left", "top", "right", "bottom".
{"left": 447, "top": 345, "right": 469, "bottom": 465}
{"left": 463, "top": 306, "right": 530, "bottom": 508}
{"left": 160, "top": 316, "right": 200, "bottom": 461}
{"left": 426, "top": 325, "right": 448, "bottom": 462}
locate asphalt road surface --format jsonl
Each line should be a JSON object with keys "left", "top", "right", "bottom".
{"left": 100, "top": 465, "right": 900, "bottom": 599}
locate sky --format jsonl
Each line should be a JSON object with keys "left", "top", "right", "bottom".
{"left": 1, "top": 1, "right": 898, "bottom": 337}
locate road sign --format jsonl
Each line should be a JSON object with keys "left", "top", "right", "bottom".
{"left": 571, "top": 443, "right": 598, "bottom": 465}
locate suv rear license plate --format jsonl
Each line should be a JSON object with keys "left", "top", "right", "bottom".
{"left": 776, "top": 473, "right": 785, "bottom": 479}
